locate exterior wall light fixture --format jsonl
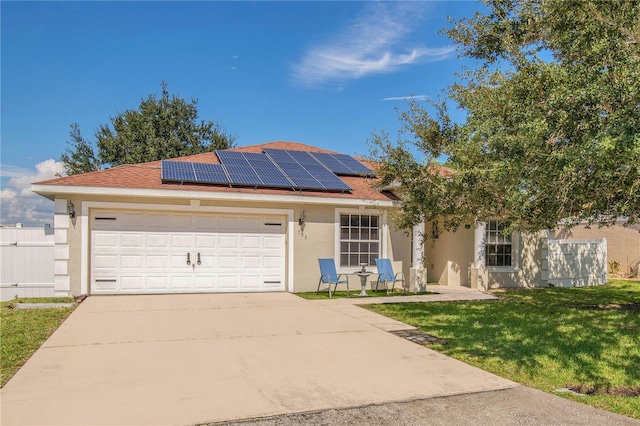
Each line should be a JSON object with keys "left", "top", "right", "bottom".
{"left": 67, "top": 201, "right": 76, "bottom": 219}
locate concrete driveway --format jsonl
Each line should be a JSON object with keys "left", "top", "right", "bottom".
{"left": 1, "top": 293, "right": 516, "bottom": 425}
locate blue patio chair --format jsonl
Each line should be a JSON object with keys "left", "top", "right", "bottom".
{"left": 317, "top": 258, "right": 349, "bottom": 298}
{"left": 374, "top": 258, "right": 405, "bottom": 295}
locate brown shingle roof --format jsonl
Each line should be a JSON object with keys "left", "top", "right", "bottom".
{"left": 35, "top": 142, "right": 398, "bottom": 202}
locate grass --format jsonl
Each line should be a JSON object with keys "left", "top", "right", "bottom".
{"left": 296, "top": 288, "right": 437, "bottom": 300}
{"left": 364, "top": 279, "right": 640, "bottom": 420}
{"left": 1, "top": 297, "right": 76, "bottom": 387}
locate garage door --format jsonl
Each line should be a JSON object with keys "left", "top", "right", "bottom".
{"left": 90, "top": 210, "right": 286, "bottom": 294}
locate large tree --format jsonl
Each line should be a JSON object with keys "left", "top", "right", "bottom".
{"left": 61, "top": 82, "right": 236, "bottom": 175}
{"left": 370, "top": 0, "right": 640, "bottom": 234}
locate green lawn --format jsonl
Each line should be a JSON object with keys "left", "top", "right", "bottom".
{"left": 0, "top": 298, "right": 76, "bottom": 387}
{"left": 365, "top": 279, "right": 640, "bottom": 420}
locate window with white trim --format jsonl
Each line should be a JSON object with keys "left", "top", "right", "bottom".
{"left": 339, "top": 214, "right": 380, "bottom": 267}
{"left": 485, "top": 220, "right": 513, "bottom": 267}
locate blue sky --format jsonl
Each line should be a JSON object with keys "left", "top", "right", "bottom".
{"left": 1, "top": 1, "right": 483, "bottom": 226}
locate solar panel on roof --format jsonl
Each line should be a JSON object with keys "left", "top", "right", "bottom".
{"left": 263, "top": 148, "right": 294, "bottom": 161}
{"left": 244, "top": 155, "right": 282, "bottom": 170}
{"left": 224, "top": 164, "right": 256, "bottom": 175}
{"left": 259, "top": 174, "right": 294, "bottom": 188}
{"left": 246, "top": 159, "right": 274, "bottom": 168}
{"left": 215, "top": 150, "right": 249, "bottom": 165}
{"left": 320, "top": 177, "right": 350, "bottom": 190}
{"left": 313, "top": 171, "right": 352, "bottom": 190}
{"left": 188, "top": 148, "right": 356, "bottom": 192}
{"left": 212, "top": 150, "right": 294, "bottom": 189}
{"left": 241, "top": 152, "right": 274, "bottom": 168}
{"left": 311, "top": 153, "right": 353, "bottom": 175}
{"left": 282, "top": 164, "right": 307, "bottom": 174}
{"left": 288, "top": 150, "right": 319, "bottom": 164}
{"left": 323, "top": 182, "right": 352, "bottom": 191}
{"left": 287, "top": 177, "right": 325, "bottom": 190}
{"left": 252, "top": 166, "right": 289, "bottom": 179}
{"left": 278, "top": 164, "right": 311, "bottom": 178}
{"left": 161, "top": 161, "right": 232, "bottom": 185}
{"left": 331, "top": 153, "right": 374, "bottom": 175}
{"left": 288, "top": 175, "right": 350, "bottom": 191}
{"left": 265, "top": 150, "right": 352, "bottom": 191}
{"left": 304, "top": 163, "right": 329, "bottom": 171}
{"left": 161, "top": 161, "right": 197, "bottom": 182}
{"left": 310, "top": 152, "right": 374, "bottom": 176}
{"left": 213, "top": 154, "right": 262, "bottom": 186}
{"left": 266, "top": 149, "right": 362, "bottom": 173}
{"left": 306, "top": 169, "right": 330, "bottom": 178}
{"left": 192, "top": 163, "right": 224, "bottom": 173}
{"left": 241, "top": 152, "right": 266, "bottom": 160}
{"left": 193, "top": 163, "right": 229, "bottom": 184}
{"left": 227, "top": 171, "right": 263, "bottom": 186}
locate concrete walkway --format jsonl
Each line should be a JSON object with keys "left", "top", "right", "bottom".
{"left": 330, "top": 284, "right": 500, "bottom": 305}
{"left": 1, "top": 292, "right": 515, "bottom": 426}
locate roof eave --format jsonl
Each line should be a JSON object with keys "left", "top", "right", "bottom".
{"left": 31, "top": 184, "right": 397, "bottom": 208}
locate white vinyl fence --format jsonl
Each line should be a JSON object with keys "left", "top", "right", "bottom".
{"left": 546, "top": 239, "right": 607, "bottom": 287}
{"left": 1, "top": 226, "right": 55, "bottom": 301}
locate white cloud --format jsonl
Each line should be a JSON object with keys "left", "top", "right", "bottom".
{"left": 383, "top": 95, "right": 431, "bottom": 101}
{"left": 0, "top": 188, "right": 18, "bottom": 202}
{"left": 292, "top": 2, "right": 456, "bottom": 87}
{"left": 0, "top": 159, "right": 66, "bottom": 227}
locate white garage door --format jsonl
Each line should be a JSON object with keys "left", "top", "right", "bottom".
{"left": 90, "top": 210, "right": 286, "bottom": 294}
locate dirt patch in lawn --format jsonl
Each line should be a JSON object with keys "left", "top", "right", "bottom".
{"left": 390, "top": 329, "right": 446, "bottom": 345}
{"left": 557, "top": 303, "right": 640, "bottom": 312}
{"left": 593, "top": 303, "right": 640, "bottom": 312}
{"left": 562, "top": 385, "right": 640, "bottom": 397}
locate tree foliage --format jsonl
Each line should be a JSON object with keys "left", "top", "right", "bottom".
{"left": 61, "top": 82, "right": 236, "bottom": 175}
{"left": 60, "top": 123, "right": 102, "bottom": 176}
{"left": 370, "top": 0, "right": 640, "bottom": 233}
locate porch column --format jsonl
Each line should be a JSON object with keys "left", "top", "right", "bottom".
{"left": 412, "top": 222, "right": 424, "bottom": 268}
{"left": 410, "top": 221, "right": 428, "bottom": 292}
{"left": 471, "top": 221, "right": 488, "bottom": 290}
{"left": 474, "top": 221, "right": 486, "bottom": 269}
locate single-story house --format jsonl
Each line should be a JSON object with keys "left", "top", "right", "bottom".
{"left": 32, "top": 141, "right": 606, "bottom": 298}
{"left": 32, "top": 142, "right": 416, "bottom": 297}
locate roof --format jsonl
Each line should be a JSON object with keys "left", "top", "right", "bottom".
{"left": 33, "top": 141, "right": 400, "bottom": 203}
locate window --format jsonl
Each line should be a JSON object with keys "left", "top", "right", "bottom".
{"left": 339, "top": 214, "right": 380, "bottom": 267}
{"left": 485, "top": 220, "right": 512, "bottom": 267}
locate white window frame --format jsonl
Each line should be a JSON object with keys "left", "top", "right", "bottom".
{"left": 334, "top": 208, "right": 387, "bottom": 274}
{"left": 484, "top": 219, "right": 519, "bottom": 272}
